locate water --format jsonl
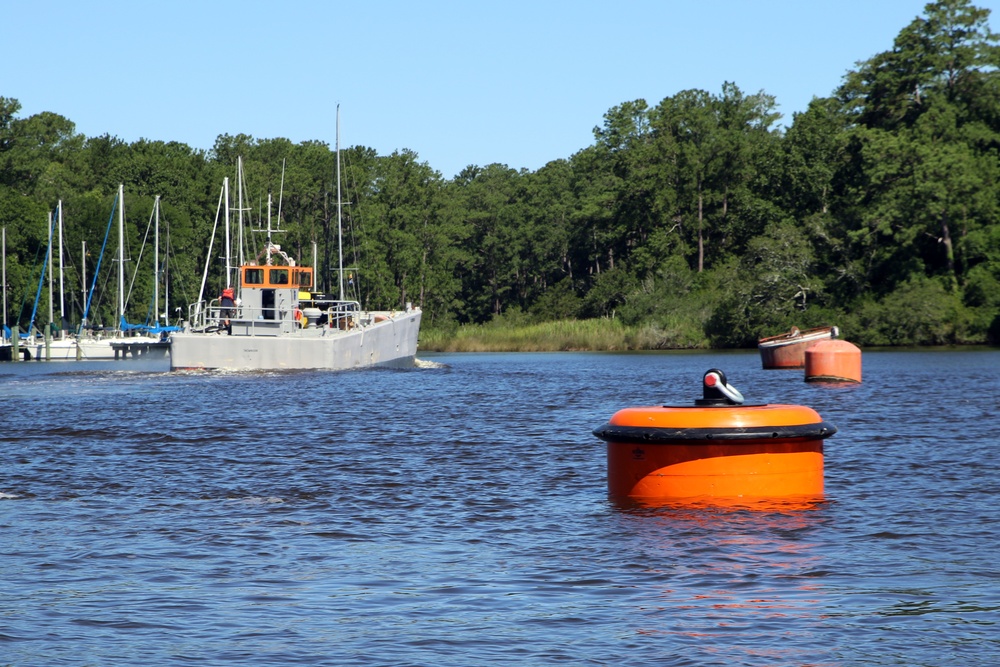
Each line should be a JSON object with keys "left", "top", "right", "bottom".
{"left": 1, "top": 349, "right": 998, "bottom": 666}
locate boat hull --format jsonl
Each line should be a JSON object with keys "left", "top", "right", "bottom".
{"left": 33, "top": 337, "right": 165, "bottom": 361}
{"left": 1, "top": 338, "right": 159, "bottom": 361}
{"left": 169, "top": 309, "right": 421, "bottom": 371}
{"left": 758, "top": 326, "right": 838, "bottom": 369}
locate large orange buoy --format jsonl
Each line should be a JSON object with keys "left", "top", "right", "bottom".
{"left": 593, "top": 369, "right": 837, "bottom": 503}
{"left": 805, "top": 339, "right": 862, "bottom": 383}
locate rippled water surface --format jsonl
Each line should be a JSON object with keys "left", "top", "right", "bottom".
{"left": 2, "top": 349, "right": 998, "bottom": 666}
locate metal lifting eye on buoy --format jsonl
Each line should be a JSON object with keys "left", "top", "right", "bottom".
{"left": 697, "top": 369, "right": 745, "bottom": 406}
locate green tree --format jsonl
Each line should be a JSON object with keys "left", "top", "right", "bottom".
{"left": 451, "top": 163, "right": 527, "bottom": 321}
{"left": 782, "top": 97, "right": 849, "bottom": 218}
{"left": 361, "top": 149, "right": 442, "bottom": 310}
{"left": 649, "top": 84, "right": 780, "bottom": 274}
{"left": 833, "top": 0, "right": 1000, "bottom": 297}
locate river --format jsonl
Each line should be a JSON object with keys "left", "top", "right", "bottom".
{"left": 1, "top": 349, "right": 998, "bottom": 666}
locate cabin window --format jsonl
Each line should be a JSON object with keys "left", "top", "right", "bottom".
{"left": 294, "top": 269, "right": 313, "bottom": 288}
{"left": 270, "top": 268, "right": 289, "bottom": 285}
{"left": 244, "top": 268, "right": 264, "bottom": 285}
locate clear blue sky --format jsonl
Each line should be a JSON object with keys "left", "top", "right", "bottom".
{"left": 5, "top": 1, "right": 999, "bottom": 179}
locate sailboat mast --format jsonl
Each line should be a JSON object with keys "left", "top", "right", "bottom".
{"left": 337, "top": 104, "right": 344, "bottom": 301}
{"left": 58, "top": 201, "right": 65, "bottom": 331}
{"left": 118, "top": 184, "right": 125, "bottom": 330}
{"left": 154, "top": 196, "right": 160, "bottom": 325}
{"left": 47, "top": 210, "right": 54, "bottom": 332}
{"left": 2, "top": 227, "right": 6, "bottom": 338}
{"left": 81, "top": 241, "right": 86, "bottom": 330}
{"left": 164, "top": 222, "right": 170, "bottom": 323}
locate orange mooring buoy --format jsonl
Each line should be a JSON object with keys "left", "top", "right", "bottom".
{"left": 593, "top": 369, "right": 837, "bottom": 503}
{"left": 805, "top": 339, "right": 862, "bottom": 383}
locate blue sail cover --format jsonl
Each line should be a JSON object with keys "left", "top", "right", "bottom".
{"left": 119, "top": 316, "right": 181, "bottom": 335}
{"left": 3, "top": 325, "right": 34, "bottom": 340}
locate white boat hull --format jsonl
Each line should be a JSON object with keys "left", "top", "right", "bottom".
{"left": 169, "top": 309, "right": 421, "bottom": 371}
{"left": 56, "top": 339, "right": 118, "bottom": 360}
{"left": 26, "top": 337, "right": 165, "bottom": 361}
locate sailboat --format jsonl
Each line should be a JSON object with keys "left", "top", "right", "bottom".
{"left": 2, "top": 189, "right": 174, "bottom": 362}
{"left": 31, "top": 201, "right": 80, "bottom": 359}
{"left": 73, "top": 185, "right": 170, "bottom": 360}
{"left": 0, "top": 226, "right": 29, "bottom": 360}
{"left": 168, "top": 108, "right": 422, "bottom": 371}
{"left": 0, "top": 202, "right": 76, "bottom": 360}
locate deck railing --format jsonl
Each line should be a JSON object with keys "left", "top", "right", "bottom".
{"left": 186, "top": 299, "right": 364, "bottom": 333}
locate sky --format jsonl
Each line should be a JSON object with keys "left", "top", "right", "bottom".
{"left": 5, "top": 1, "right": 1000, "bottom": 179}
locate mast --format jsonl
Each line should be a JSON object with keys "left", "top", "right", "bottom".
{"left": 81, "top": 241, "right": 86, "bottom": 330}
{"left": 278, "top": 159, "right": 285, "bottom": 227}
{"left": 47, "top": 210, "right": 54, "bottom": 333}
{"left": 117, "top": 183, "right": 125, "bottom": 331}
{"left": 2, "top": 227, "right": 6, "bottom": 341}
{"left": 163, "top": 221, "right": 170, "bottom": 323}
{"left": 337, "top": 104, "right": 344, "bottom": 300}
{"left": 231, "top": 159, "right": 239, "bottom": 286}
{"left": 267, "top": 192, "right": 273, "bottom": 258}
{"left": 58, "top": 201, "right": 65, "bottom": 332}
{"left": 227, "top": 169, "right": 233, "bottom": 288}
{"left": 81, "top": 191, "right": 118, "bottom": 333}
{"left": 195, "top": 182, "right": 227, "bottom": 317}
{"left": 154, "top": 195, "right": 160, "bottom": 325}
{"left": 224, "top": 175, "right": 231, "bottom": 288}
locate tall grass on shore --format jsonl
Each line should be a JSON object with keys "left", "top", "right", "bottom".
{"left": 418, "top": 318, "right": 710, "bottom": 352}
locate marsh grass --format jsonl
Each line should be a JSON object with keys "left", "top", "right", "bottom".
{"left": 419, "top": 318, "right": 711, "bottom": 352}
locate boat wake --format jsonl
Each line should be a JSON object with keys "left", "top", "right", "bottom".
{"left": 415, "top": 358, "right": 447, "bottom": 369}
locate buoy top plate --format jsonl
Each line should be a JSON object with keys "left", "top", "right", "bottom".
{"left": 608, "top": 403, "right": 823, "bottom": 429}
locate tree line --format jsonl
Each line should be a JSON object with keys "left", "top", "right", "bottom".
{"left": 1, "top": 0, "right": 998, "bottom": 347}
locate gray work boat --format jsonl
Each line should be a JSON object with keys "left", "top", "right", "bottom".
{"left": 169, "top": 108, "right": 421, "bottom": 372}
{"left": 169, "top": 245, "right": 421, "bottom": 371}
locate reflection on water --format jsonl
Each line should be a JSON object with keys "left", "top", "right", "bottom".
{"left": 1, "top": 349, "right": 998, "bottom": 666}
{"left": 610, "top": 495, "right": 828, "bottom": 513}
{"left": 610, "top": 500, "right": 836, "bottom": 666}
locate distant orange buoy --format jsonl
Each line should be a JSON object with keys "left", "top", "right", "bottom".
{"left": 805, "top": 339, "right": 862, "bottom": 383}
{"left": 593, "top": 369, "right": 837, "bottom": 503}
